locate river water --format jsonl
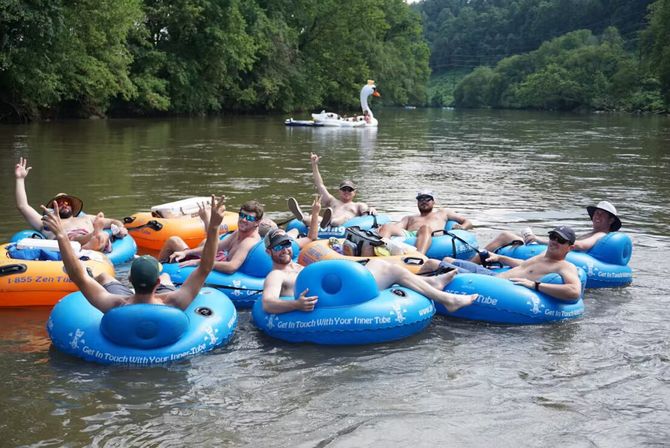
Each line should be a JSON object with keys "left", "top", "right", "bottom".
{"left": 0, "top": 109, "right": 669, "bottom": 447}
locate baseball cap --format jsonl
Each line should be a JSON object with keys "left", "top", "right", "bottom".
{"left": 264, "top": 228, "right": 293, "bottom": 249}
{"left": 339, "top": 180, "right": 357, "bottom": 190}
{"left": 130, "top": 255, "right": 162, "bottom": 291}
{"left": 548, "top": 226, "right": 576, "bottom": 245}
{"left": 416, "top": 189, "right": 434, "bottom": 200}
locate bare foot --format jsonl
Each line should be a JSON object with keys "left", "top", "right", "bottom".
{"left": 429, "top": 269, "right": 458, "bottom": 289}
{"left": 440, "top": 292, "right": 478, "bottom": 312}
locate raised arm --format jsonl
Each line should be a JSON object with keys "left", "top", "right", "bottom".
{"left": 41, "top": 204, "right": 121, "bottom": 313}
{"left": 168, "top": 195, "right": 225, "bottom": 309}
{"left": 15, "top": 158, "right": 43, "bottom": 230}
{"left": 261, "top": 272, "right": 317, "bottom": 314}
{"left": 294, "top": 194, "right": 322, "bottom": 248}
{"left": 310, "top": 153, "right": 335, "bottom": 203}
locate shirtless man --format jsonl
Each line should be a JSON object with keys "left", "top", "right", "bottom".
{"left": 377, "top": 189, "right": 473, "bottom": 254}
{"left": 41, "top": 195, "right": 226, "bottom": 313}
{"left": 287, "top": 153, "right": 375, "bottom": 229}
{"left": 260, "top": 228, "right": 478, "bottom": 314}
{"left": 472, "top": 200, "right": 622, "bottom": 264}
{"left": 441, "top": 226, "right": 582, "bottom": 301}
{"left": 15, "top": 157, "right": 128, "bottom": 252}
{"left": 158, "top": 200, "right": 264, "bottom": 274}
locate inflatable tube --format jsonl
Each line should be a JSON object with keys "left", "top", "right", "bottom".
{"left": 252, "top": 260, "right": 435, "bottom": 345}
{"left": 162, "top": 239, "right": 300, "bottom": 308}
{"left": 123, "top": 211, "right": 239, "bottom": 251}
{"left": 285, "top": 214, "right": 391, "bottom": 239}
{"left": 436, "top": 270, "right": 586, "bottom": 324}
{"left": 0, "top": 242, "right": 114, "bottom": 307}
{"left": 298, "top": 239, "right": 429, "bottom": 274}
{"left": 10, "top": 229, "right": 137, "bottom": 266}
{"left": 495, "top": 232, "right": 633, "bottom": 288}
{"left": 391, "top": 220, "right": 479, "bottom": 260}
{"left": 47, "top": 287, "right": 237, "bottom": 365}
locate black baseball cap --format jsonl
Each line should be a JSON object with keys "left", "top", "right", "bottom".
{"left": 548, "top": 226, "right": 576, "bottom": 244}
{"left": 264, "top": 228, "right": 293, "bottom": 249}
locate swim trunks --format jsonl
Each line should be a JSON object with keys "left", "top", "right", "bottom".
{"left": 102, "top": 281, "right": 177, "bottom": 296}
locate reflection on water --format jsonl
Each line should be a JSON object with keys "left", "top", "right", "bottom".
{"left": 0, "top": 109, "right": 669, "bottom": 446}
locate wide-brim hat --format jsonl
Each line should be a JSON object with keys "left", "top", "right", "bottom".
{"left": 46, "top": 193, "right": 84, "bottom": 217}
{"left": 587, "top": 201, "right": 621, "bottom": 231}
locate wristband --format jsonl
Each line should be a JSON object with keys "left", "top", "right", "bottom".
{"left": 534, "top": 281, "right": 540, "bottom": 291}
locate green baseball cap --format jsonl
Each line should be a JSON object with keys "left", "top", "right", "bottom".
{"left": 129, "top": 255, "right": 162, "bottom": 291}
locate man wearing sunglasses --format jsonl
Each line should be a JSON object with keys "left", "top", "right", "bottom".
{"left": 287, "top": 153, "right": 376, "bottom": 229}
{"left": 440, "top": 227, "right": 582, "bottom": 301}
{"left": 260, "top": 228, "right": 478, "bottom": 314}
{"left": 14, "top": 157, "right": 128, "bottom": 253}
{"left": 160, "top": 200, "right": 264, "bottom": 274}
{"left": 41, "top": 195, "right": 226, "bottom": 312}
{"left": 472, "top": 200, "right": 623, "bottom": 265}
{"left": 377, "top": 189, "right": 473, "bottom": 254}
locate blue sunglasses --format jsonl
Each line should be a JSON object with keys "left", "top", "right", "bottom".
{"left": 238, "top": 212, "right": 258, "bottom": 222}
{"left": 272, "top": 240, "right": 292, "bottom": 252}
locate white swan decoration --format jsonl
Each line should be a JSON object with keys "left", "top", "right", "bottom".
{"left": 285, "top": 81, "right": 380, "bottom": 128}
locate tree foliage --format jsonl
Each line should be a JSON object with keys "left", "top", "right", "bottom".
{"left": 0, "top": 0, "right": 430, "bottom": 120}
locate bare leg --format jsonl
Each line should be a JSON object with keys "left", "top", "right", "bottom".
{"left": 159, "top": 273, "right": 175, "bottom": 287}
{"left": 81, "top": 213, "right": 111, "bottom": 251}
{"left": 414, "top": 225, "right": 432, "bottom": 254}
{"left": 365, "top": 259, "right": 477, "bottom": 312}
{"left": 157, "top": 236, "right": 189, "bottom": 262}
{"left": 378, "top": 223, "right": 407, "bottom": 238}
{"left": 469, "top": 230, "right": 522, "bottom": 263}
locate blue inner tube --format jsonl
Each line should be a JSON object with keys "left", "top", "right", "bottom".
{"left": 495, "top": 232, "right": 633, "bottom": 288}
{"left": 10, "top": 229, "right": 137, "bottom": 266}
{"left": 285, "top": 214, "right": 391, "bottom": 239}
{"left": 436, "top": 270, "right": 586, "bottom": 324}
{"left": 47, "top": 287, "right": 237, "bottom": 365}
{"left": 398, "top": 221, "right": 479, "bottom": 260}
{"left": 162, "top": 239, "right": 300, "bottom": 308}
{"left": 252, "top": 259, "right": 435, "bottom": 345}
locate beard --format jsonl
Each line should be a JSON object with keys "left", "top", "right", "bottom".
{"left": 58, "top": 209, "right": 73, "bottom": 219}
{"left": 418, "top": 204, "right": 433, "bottom": 214}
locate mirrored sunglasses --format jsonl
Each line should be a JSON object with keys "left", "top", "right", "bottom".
{"left": 272, "top": 240, "right": 292, "bottom": 252}
{"left": 238, "top": 212, "right": 258, "bottom": 222}
{"left": 340, "top": 187, "right": 355, "bottom": 192}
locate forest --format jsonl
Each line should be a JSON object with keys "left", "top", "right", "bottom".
{"left": 0, "top": 0, "right": 668, "bottom": 121}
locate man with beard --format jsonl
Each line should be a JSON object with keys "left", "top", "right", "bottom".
{"left": 287, "top": 153, "right": 376, "bottom": 229}
{"left": 159, "top": 195, "right": 323, "bottom": 274}
{"left": 260, "top": 228, "right": 478, "bottom": 314}
{"left": 469, "top": 200, "right": 622, "bottom": 264}
{"left": 14, "top": 157, "right": 127, "bottom": 252}
{"left": 377, "top": 189, "right": 473, "bottom": 254}
{"left": 440, "top": 226, "right": 582, "bottom": 301}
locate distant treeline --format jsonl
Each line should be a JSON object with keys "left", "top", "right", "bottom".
{"left": 418, "top": 0, "right": 670, "bottom": 112}
{"left": 0, "top": 0, "right": 429, "bottom": 121}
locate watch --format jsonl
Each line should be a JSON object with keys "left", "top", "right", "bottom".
{"left": 534, "top": 281, "right": 541, "bottom": 291}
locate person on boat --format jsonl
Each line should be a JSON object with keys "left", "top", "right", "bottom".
{"left": 14, "top": 157, "right": 128, "bottom": 253}
{"left": 470, "top": 200, "right": 622, "bottom": 264}
{"left": 41, "top": 195, "right": 226, "bottom": 313}
{"left": 441, "top": 226, "right": 582, "bottom": 301}
{"left": 287, "top": 152, "right": 376, "bottom": 229}
{"left": 376, "top": 189, "right": 473, "bottom": 254}
{"left": 260, "top": 228, "right": 478, "bottom": 314}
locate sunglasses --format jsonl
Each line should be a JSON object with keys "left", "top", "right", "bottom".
{"left": 417, "top": 196, "right": 433, "bottom": 202}
{"left": 549, "top": 233, "right": 569, "bottom": 244}
{"left": 238, "top": 212, "right": 258, "bottom": 222}
{"left": 340, "top": 187, "right": 355, "bottom": 192}
{"left": 55, "top": 199, "right": 72, "bottom": 206}
{"left": 272, "top": 240, "right": 292, "bottom": 252}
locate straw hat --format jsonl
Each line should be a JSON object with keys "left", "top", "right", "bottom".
{"left": 46, "top": 193, "right": 84, "bottom": 217}
{"left": 586, "top": 201, "right": 621, "bottom": 231}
